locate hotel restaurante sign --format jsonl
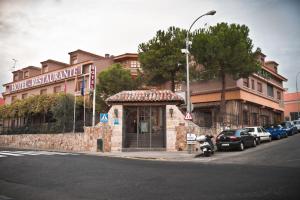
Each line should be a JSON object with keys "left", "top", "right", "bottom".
{"left": 10, "top": 66, "right": 82, "bottom": 92}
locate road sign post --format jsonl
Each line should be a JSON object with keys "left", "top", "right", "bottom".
{"left": 185, "top": 112, "right": 194, "bottom": 154}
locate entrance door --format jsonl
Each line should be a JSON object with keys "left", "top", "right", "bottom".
{"left": 124, "top": 106, "right": 166, "bottom": 150}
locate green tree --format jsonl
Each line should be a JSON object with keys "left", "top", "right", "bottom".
{"left": 138, "top": 26, "right": 186, "bottom": 91}
{"left": 96, "top": 64, "right": 140, "bottom": 112}
{"left": 190, "top": 22, "right": 260, "bottom": 120}
{"left": 50, "top": 94, "right": 74, "bottom": 132}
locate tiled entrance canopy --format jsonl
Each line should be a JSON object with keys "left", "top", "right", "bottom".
{"left": 106, "top": 90, "right": 184, "bottom": 104}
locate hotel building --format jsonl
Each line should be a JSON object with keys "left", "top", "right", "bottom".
{"left": 2, "top": 50, "right": 140, "bottom": 105}
{"left": 172, "top": 52, "right": 287, "bottom": 128}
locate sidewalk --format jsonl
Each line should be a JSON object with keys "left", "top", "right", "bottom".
{"left": 81, "top": 150, "right": 213, "bottom": 162}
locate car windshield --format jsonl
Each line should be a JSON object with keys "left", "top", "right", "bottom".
{"left": 280, "top": 122, "right": 287, "bottom": 128}
{"left": 220, "top": 130, "right": 236, "bottom": 136}
{"left": 262, "top": 128, "right": 268, "bottom": 132}
{"left": 246, "top": 128, "right": 255, "bottom": 132}
{"left": 276, "top": 125, "right": 283, "bottom": 129}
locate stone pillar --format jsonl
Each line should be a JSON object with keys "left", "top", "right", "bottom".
{"left": 166, "top": 105, "right": 187, "bottom": 151}
{"left": 107, "top": 105, "right": 123, "bottom": 152}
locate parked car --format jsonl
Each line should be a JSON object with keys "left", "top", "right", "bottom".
{"left": 264, "top": 125, "right": 288, "bottom": 140}
{"left": 245, "top": 126, "right": 272, "bottom": 144}
{"left": 281, "top": 121, "right": 297, "bottom": 136}
{"left": 292, "top": 120, "right": 300, "bottom": 133}
{"left": 216, "top": 129, "right": 256, "bottom": 151}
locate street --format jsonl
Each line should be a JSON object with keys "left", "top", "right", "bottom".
{"left": 1, "top": 134, "right": 300, "bottom": 200}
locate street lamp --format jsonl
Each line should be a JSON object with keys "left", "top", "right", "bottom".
{"left": 184, "top": 10, "right": 216, "bottom": 113}
{"left": 296, "top": 72, "right": 300, "bottom": 120}
{"left": 184, "top": 10, "right": 216, "bottom": 154}
{"left": 185, "top": 10, "right": 216, "bottom": 115}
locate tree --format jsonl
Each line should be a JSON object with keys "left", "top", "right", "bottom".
{"left": 138, "top": 26, "right": 186, "bottom": 92}
{"left": 96, "top": 64, "right": 140, "bottom": 112}
{"left": 190, "top": 22, "right": 260, "bottom": 120}
{"left": 50, "top": 94, "right": 74, "bottom": 132}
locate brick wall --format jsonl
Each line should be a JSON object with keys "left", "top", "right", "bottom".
{"left": 0, "top": 125, "right": 112, "bottom": 152}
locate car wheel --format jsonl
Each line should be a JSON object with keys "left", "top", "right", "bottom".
{"left": 239, "top": 142, "right": 244, "bottom": 151}
{"left": 277, "top": 135, "right": 281, "bottom": 140}
{"left": 256, "top": 138, "right": 261, "bottom": 145}
{"left": 253, "top": 139, "right": 257, "bottom": 147}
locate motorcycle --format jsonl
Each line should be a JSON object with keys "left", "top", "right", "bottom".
{"left": 196, "top": 135, "right": 214, "bottom": 157}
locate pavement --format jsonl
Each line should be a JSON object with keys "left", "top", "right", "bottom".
{"left": 81, "top": 133, "right": 300, "bottom": 167}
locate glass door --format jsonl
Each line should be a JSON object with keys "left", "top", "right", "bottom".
{"left": 124, "top": 106, "right": 166, "bottom": 149}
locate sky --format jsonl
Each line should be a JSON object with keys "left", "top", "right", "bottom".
{"left": 0, "top": 0, "right": 299, "bottom": 95}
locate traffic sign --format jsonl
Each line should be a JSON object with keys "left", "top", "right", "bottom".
{"left": 184, "top": 112, "right": 193, "bottom": 120}
{"left": 100, "top": 113, "right": 108, "bottom": 123}
{"left": 186, "top": 133, "right": 196, "bottom": 144}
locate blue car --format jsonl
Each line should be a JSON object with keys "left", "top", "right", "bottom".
{"left": 281, "top": 121, "right": 297, "bottom": 136}
{"left": 265, "top": 125, "right": 288, "bottom": 140}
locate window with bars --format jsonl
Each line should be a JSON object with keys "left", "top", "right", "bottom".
{"left": 53, "top": 85, "right": 62, "bottom": 93}
{"left": 257, "top": 82, "right": 262, "bottom": 93}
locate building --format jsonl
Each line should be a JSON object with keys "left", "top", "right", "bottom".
{"left": 2, "top": 49, "right": 140, "bottom": 105}
{"left": 0, "top": 97, "right": 4, "bottom": 106}
{"left": 172, "top": 52, "right": 287, "bottom": 128}
{"left": 284, "top": 92, "right": 300, "bottom": 121}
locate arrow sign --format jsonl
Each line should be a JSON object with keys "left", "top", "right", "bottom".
{"left": 184, "top": 112, "right": 193, "bottom": 120}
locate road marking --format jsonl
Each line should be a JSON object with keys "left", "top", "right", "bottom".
{"left": 0, "top": 150, "right": 79, "bottom": 158}
{"left": 0, "top": 152, "right": 23, "bottom": 156}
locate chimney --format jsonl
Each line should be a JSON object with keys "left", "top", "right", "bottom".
{"left": 105, "top": 54, "right": 110, "bottom": 58}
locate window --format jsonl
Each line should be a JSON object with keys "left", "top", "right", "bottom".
{"left": 22, "top": 93, "right": 28, "bottom": 99}
{"left": 53, "top": 86, "right": 62, "bottom": 93}
{"left": 257, "top": 82, "right": 262, "bottom": 93}
{"left": 277, "top": 91, "right": 281, "bottom": 100}
{"left": 251, "top": 113, "right": 258, "bottom": 126}
{"left": 267, "top": 84, "right": 274, "bottom": 97}
{"left": 14, "top": 74, "right": 19, "bottom": 81}
{"left": 257, "top": 128, "right": 262, "bottom": 133}
{"left": 251, "top": 79, "right": 255, "bottom": 90}
{"left": 11, "top": 95, "right": 17, "bottom": 102}
{"left": 71, "top": 56, "right": 78, "bottom": 64}
{"left": 43, "top": 65, "right": 48, "bottom": 73}
{"left": 40, "top": 89, "right": 47, "bottom": 95}
{"left": 243, "top": 111, "right": 249, "bottom": 125}
{"left": 243, "top": 78, "right": 249, "bottom": 87}
{"left": 130, "top": 60, "right": 140, "bottom": 68}
{"left": 77, "top": 79, "right": 87, "bottom": 91}
{"left": 83, "top": 64, "right": 90, "bottom": 74}
{"left": 290, "top": 112, "right": 300, "bottom": 121}
{"left": 24, "top": 71, "right": 29, "bottom": 78}
{"left": 174, "top": 83, "right": 182, "bottom": 92}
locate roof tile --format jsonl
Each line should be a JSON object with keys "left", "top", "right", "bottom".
{"left": 106, "top": 90, "right": 184, "bottom": 104}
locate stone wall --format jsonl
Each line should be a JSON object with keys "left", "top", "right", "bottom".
{"left": 0, "top": 125, "right": 112, "bottom": 152}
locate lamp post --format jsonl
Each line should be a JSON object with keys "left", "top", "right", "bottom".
{"left": 296, "top": 72, "right": 300, "bottom": 120}
{"left": 184, "top": 10, "right": 216, "bottom": 153}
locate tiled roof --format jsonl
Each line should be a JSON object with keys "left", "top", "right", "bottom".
{"left": 106, "top": 90, "right": 184, "bottom": 104}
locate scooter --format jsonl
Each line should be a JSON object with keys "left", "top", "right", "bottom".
{"left": 196, "top": 135, "right": 214, "bottom": 157}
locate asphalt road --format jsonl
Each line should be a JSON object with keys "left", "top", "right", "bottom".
{"left": 1, "top": 134, "right": 300, "bottom": 200}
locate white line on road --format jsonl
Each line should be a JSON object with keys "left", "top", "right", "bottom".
{"left": 0, "top": 152, "right": 23, "bottom": 156}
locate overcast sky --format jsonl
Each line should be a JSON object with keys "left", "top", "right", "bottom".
{"left": 0, "top": 0, "right": 299, "bottom": 95}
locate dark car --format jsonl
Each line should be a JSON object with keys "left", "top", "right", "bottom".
{"left": 281, "top": 121, "right": 297, "bottom": 136}
{"left": 216, "top": 129, "right": 256, "bottom": 151}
